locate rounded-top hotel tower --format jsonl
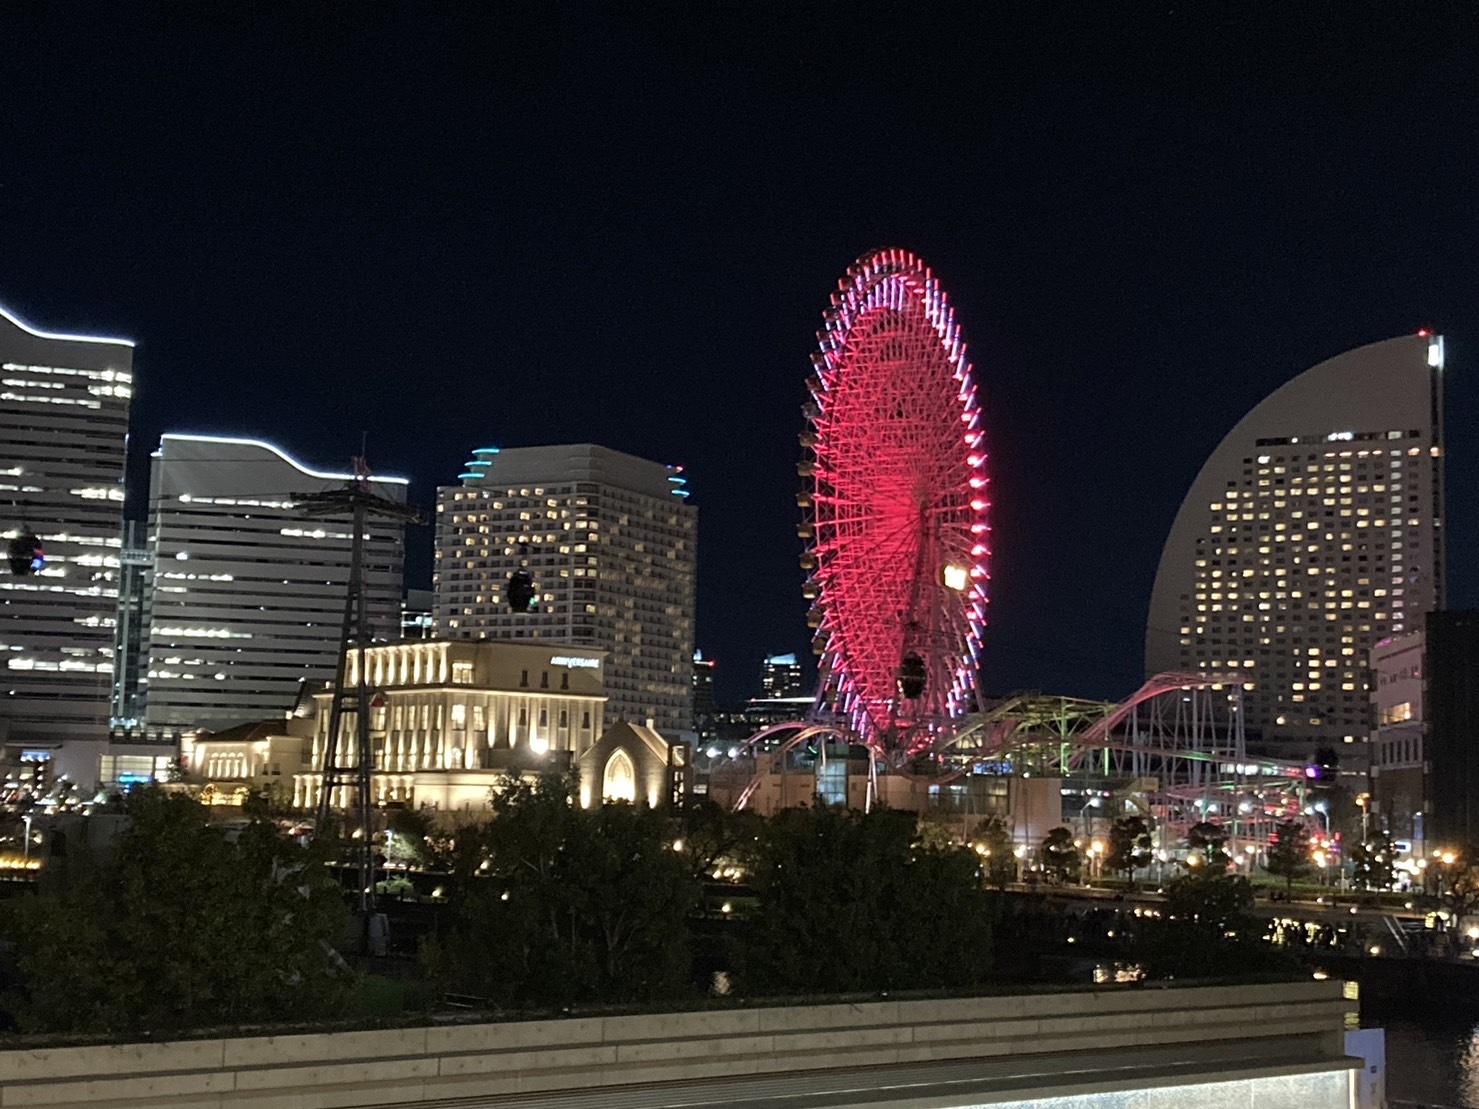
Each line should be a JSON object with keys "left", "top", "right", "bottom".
{"left": 1146, "top": 334, "right": 1445, "bottom": 769}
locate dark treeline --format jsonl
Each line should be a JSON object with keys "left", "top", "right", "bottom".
{"left": 0, "top": 779, "right": 1296, "bottom": 1038}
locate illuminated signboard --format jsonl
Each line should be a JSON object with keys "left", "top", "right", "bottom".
{"left": 550, "top": 655, "right": 601, "bottom": 670}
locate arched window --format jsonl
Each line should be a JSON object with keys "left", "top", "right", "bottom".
{"left": 603, "top": 748, "right": 636, "bottom": 804}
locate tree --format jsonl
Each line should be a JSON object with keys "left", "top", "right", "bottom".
{"left": 385, "top": 806, "right": 448, "bottom": 870}
{"left": 440, "top": 773, "right": 697, "bottom": 1006}
{"left": 1040, "top": 826, "right": 1080, "bottom": 884}
{"left": 1264, "top": 820, "right": 1313, "bottom": 892}
{"left": 1437, "top": 849, "right": 1479, "bottom": 921}
{"left": 739, "top": 804, "right": 993, "bottom": 995}
{"left": 1349, "top": 831, "right": 1397, "bottom": 892}
{"left": 1135, "top": 869, "right": 1285, "bottom": 979}
{"left": 677, "top": 800, "right": 762, "bottom": 882}
{"left": 973, "top": 815, "right": 1018, "bottom": 890}
{"left": 1185, "top": 821, "right": 1230, "bottom": 871}
{"left": 1, "top": 788, "right": 349, "bottom": 1034}
{"left": 1106, "top": 816, "right": 1153, "bottom": 884}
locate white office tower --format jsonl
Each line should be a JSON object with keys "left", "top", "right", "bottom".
{"left": 436, "top": 444, "right": 697, "bottom": 735}
{"left": 144, "top": 435, "right": 408, "bottom": 732}
{"left": 0, "top": 304, "right": 134, "bottom": 771}
{"left": 1147, "top": 334, "right": 1445, "bottom": 769}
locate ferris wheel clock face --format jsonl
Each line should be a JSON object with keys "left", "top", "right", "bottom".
{"left": 801, "top": 249, "right": 989, "bottom": 755}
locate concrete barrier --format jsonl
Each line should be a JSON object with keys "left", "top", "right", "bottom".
{"left": 0, "top": 980, "right": 1357, "bottom": 1108}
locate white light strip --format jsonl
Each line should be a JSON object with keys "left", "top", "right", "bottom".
{"left": 159, "top": 434, "right": 411, "bottom": 485}
{"left": 0, "top": 302, "right": 135, "bottom": 348}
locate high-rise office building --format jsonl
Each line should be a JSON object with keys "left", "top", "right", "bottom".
{"left": 110, "top": 520, "right": 152, "bottom": 728}
{"left": 1368, "top": 628, "right": 1425, "bottom": 850}
{"left": 1147, "top": 334, "right": 1445, "bottom": 768}
{"left": 1422, "top": 611, "right": 1479, "bottom": 851}
{"left": 435, "top": 443, "right": 697, "bottom": 735}
{"left": 760, "top": 652, "right": 804, "bottom": 699}
{"left": 401, "top": 588, "right": 435, "bottom": 640}
{"left": 692, "top": 650, "right": 718, "bottom": 743}
{"left": 144, "top": 434, "right": 407, "bottom": 731}
{"left": 0, "top": 303, "right": 134, "bottom": 767}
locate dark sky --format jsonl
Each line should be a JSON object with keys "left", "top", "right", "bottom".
{"left": 4, "top": 6, "right": 1477, "bottom": 705}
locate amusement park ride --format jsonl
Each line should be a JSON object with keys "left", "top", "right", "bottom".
{"left": 707, "top": 249, "right": 1320, "bottom": 852}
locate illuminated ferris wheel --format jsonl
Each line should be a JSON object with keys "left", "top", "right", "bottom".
{"left": 799, "top": 249, "right": 989, "bottom": 757}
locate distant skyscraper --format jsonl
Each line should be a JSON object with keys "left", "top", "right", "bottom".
{"left": 760, "top": 652, "right": 803, "bottom": 699}
{"left": 144, "top": 434, "right": 407, "bottom": 731}
{"left": 1147, "top": 334, "right": 1445, "bottom": 768}
{"left": 110, "top": 520, "right": 152, "bottom": 727}
{"left": 401, "top": 588, "right": 435, "bottom": 640}
{"left": 435, "top": 443, "right": 697, "bottom": 735}
{"left": 692, "top": 650, "right": 718, "bottom": 743}
{"left": 0, "top": 304, "right": 134, "bottom": 758}
{"left": 1368, "top": 628, "right": 1424, "bottom": 850}
{"left": 1422, "top": 611, "right": 1479, "bottom": 850}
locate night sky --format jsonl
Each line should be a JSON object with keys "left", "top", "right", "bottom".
{"left": 4, "top": 7, "right": 1477, "bottom": 706}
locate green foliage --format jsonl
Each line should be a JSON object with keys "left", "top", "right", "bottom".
{"left": 1, "top": 788, "right": 349, "bottom": 1035}
{"left": 1349, "top": 831, "right": 1397, "bottom": 891}
{"left": 915, "top": 809, "right": 960, "bottom": 852}
{"left": 739, "top": 805, "right": 993, "bottom": 995}
{"left": 1040, "top": 826, "right": 1080, "bottom": 883}
{"left": 1106, "top": 816, "right": 1153, "bottom": 882}
{"left": 973, "top": 815, "right": 1018, "bottom": 890}
{"left": 678, "top": 800, "right": 762, "bottom": 881}
{"left": 1185, "top": 821, "right": 1230, "bottom": 870}
{"left": 1438, "top": 848, "right": 1479, "bottom": 920}
{"left": 241, "top": 782, "right": 295, "bottom": 820}
{"left": 439, "top": 773, "right": 697, "bottom": 1006}
{"left": 1163, "top": 871, "right": 1254, "bottom": 921}
{"left": 1264, "top": 820, "right": 1312, "bottom": 890}
{"left": 385, "top": 807, "right": 448, "bottom": 870}
{"left": 1135, "top": 870, "right": 1288, "bottom": 979}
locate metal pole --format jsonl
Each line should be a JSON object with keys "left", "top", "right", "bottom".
{"left": 351, "top": 498, "right": 374, "bottom": 913}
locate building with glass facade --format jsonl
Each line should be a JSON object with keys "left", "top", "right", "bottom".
{"left": 760, "top": 651, "right": 804, "bottom": 698}
{"left": 1147, "top": 333, "right": 1446, "bottom": 771}
{"left": 143, "top": 434, "right": 407, "bottom": 732}
{"left": 0, "top": 303, "right": 134, "bottom": 780}
{"left": 435, "top": 443, "right": 697, "bottom": 735}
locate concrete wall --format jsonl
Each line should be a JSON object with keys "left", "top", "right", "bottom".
{"left": 0, "top": 980, "right": 1356, "bottom": 1109}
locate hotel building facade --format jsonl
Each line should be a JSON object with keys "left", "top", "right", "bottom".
{"left": 143, "top": 434, "right": 407, "bottom": 732}
{"left": 434, "top": 444, "right": 697, "bottom": 736}
{"left": 0, "top": 304, "right": 134, "bottom": 777}
{"left": 1147, "top": 334, "right": 1445, "bottom": 771}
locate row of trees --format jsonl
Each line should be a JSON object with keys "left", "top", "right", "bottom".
{"left": 428, "top": 774, "right": 995, "bottom": 1005}
{"left": 1, "top": 779, "right": 1000, "bottom": 1033}
{"left": 1, "top": 790, "right": 350, "bottom": 1034}
{"left": 1027, "top": 814, "right": 1399, "bottom": 894}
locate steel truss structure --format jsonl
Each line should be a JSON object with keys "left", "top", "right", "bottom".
{"left": 800, "top": 249, "right": 988, "bottom": 757}
{"left": 712, "top": 673, "right": 1316, "bottom": 851}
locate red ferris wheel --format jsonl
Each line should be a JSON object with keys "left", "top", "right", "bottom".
{"left": 800, "top": 249, "right": 989, "bottom": 757}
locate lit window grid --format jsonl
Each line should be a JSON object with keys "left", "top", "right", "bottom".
{"left": 1177, "top": 434, "right": 1438, "bottom": 747}
{"left": 0, "top": 356, "right": 132, "bottom": 742}
{"left": 433, "top": 481, "right": 696, "bottom": 735}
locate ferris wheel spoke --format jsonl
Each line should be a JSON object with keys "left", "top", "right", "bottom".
{"left": 802, "top": 250, "right": 989, "bottom": 751}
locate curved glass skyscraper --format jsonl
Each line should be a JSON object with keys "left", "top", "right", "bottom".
{"left": 1146, "top": 334, "right": 1445, "bottom": 768}
{"left": 0, "top": 305, "right": 133, "bottom": 759}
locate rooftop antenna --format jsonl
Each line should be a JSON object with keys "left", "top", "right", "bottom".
{"left": 295, "top": 445, "right": 423, "bottom": 920}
